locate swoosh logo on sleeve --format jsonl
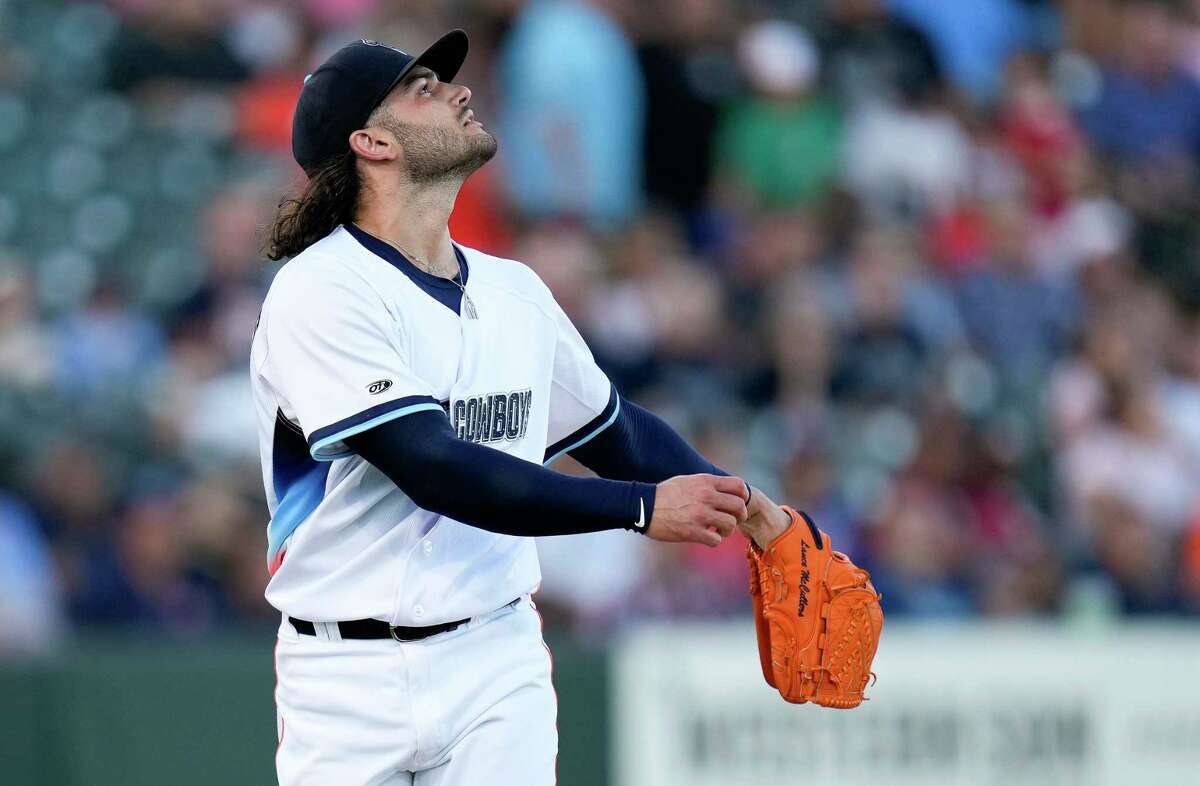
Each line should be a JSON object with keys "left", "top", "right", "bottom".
{"left": 634, "top": 497, "right": 646, "bottom": 533}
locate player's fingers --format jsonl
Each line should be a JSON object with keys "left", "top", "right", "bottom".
{"left": 694, "top": 527, "right": 722, "bottom": 548}
{"left": 711, "top": 475, "right": 750, "bottom": 499}
{"left": 710, "top": 491, "right": 748, "bottom": 523}
{"left": 706, "top": 511, "right": 737, "bottom": 537}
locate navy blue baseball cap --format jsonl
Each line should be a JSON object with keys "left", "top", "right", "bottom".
{"left": 291, "top": 30, "right": 469, "bottom": 176}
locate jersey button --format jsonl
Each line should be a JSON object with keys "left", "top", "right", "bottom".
{"left": 413, "top": 604, "right": 425, "bottom": 619}
{"left": 422, "top": 541, "right": 433, "bottom": 556}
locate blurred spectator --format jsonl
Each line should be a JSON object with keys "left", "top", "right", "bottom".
{"left": 714, "top": 21, "right": 842, "bottom": 210}
{"left": 762, "top": 274, "right": 835, "bottom": 405}
{"left": 840, "top": 89, "right": 971, "bottom": 218}
{"left": 1061, "top": 379, "right": 1199, "bottom": 537}
{"left": 68, "top": 487, "right": 220, "bottom": 632}
{"left": 1084, "top": 494, "right": 1178, "bottom": 613}
{"left": 176, "top": 471, "right": 273, "bottom": 624}
{"left": 889, "top": 0, "right": 1044, "bottom": 101}
{"left": 1161, "top": 316, "right": 1200, "bottom": 469}
{"left": 836, "top": 14, "right": 965, "bottom": 220}
{"left": 820, "top": 0, "right": 945, "bottom": 109}
{"left": 1181, "top": 0, "right": 1200, "bottom": 82}
{"left": 179, "top": 364, "right": 258, "bottom": 464}
{"left": 1027, "top": 160, "right": 1133, "bottom": 285}
{"left": 956, "top": 198, "right": 1079, "bottom": 385}
{"left": 999, "top": 53, "right": 1083, "bottom": 219}
{"left": 0, "top": 265, "right": 53, "bottom": 389}
{"left": 864, "top": 431, "right": 976, "bottom": 617}
{"left": 1049, "top": 312, "right": 1141, "bottom": 446}
{"left": 228, "top": 3, "right": 311, "bottom": 153}
{"left": 960, "top": 420, "right": 1061, "bottom": 616}
{"left": 162, "top": 187, "right": 267, "bottom": 463}
{"left": 1075, "top": 0, "right": 1200, "bottom": 304}
{"left": 635, "top": 0, "right": 735, "bottom": 215}
{"left": 0, "top": 493, "right": 63, "bottom": 654}
{"left": 1077, "top": 0, "right": 1200, "bottom": 172}
{"left": 55, "top": 279, "right": 165, "bottom": 396}
{"left": 1179, "top": 500, "right": 1200, "bottom": 612}
{"left": 107, "top": 0, "right": 250, "bottom": 92}
{"left": 824, "top": 224, "right": 965, "bottom": 405}
{"left": 30, "top": 438, "right": 118, "bottom": 545}
{"left": 498, "top": 0, "right": 645, "bottom": 227}
{"left": 828, "top": 230, "right": 932, "bottom": 406}
{"left": 584, "top": 215, "right": 675, "bottom": 393}
{"left": 777, "top": 412, "right": 859, "bottom": 550}
{"left": 174, "top": 186, "right": 272, "bottom": 362}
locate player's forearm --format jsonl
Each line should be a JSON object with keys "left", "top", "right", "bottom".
{"left": 345, "top": 411, "right": 655, "bottom": 536}
{"left": 567, "top": 396, "right": 726, "bottom": 483}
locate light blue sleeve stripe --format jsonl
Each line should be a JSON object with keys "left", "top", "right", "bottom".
{"left": 310, "top": 402, "right": 446, "bottom": 461}
{"left": 542, "top": 397, "right": 621, "bottom": 466}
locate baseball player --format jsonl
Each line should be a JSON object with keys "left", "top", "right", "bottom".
{"left": 253, "top": 30, "right": 792, "bottom": 785}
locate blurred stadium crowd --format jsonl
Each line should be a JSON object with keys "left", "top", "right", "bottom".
{"left": 3, "top": 0, "right": 1200, "bottom": 653}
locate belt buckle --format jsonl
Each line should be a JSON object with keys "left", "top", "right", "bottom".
{"left": 388, "top": 625, "right": 404, "bottom": 643}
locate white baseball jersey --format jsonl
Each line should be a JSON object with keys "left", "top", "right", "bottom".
{"left": 250, "top": 224, "right": 618, "bottom": 626}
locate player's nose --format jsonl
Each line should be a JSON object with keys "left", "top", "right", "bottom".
{"left": 450, "top": 83, "right": 471, "bottom": 107}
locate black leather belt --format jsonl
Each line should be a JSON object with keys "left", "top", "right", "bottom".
{"left": 289, "top": 598, "right": 520, "bottom": 642}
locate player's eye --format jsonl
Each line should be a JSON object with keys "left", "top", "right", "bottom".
{"left": 419, "top": 81, "right": 433, "bottom": 96}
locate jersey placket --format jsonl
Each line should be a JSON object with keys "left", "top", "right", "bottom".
{"left": 386, "top": 275, "right": 478, "bottom": 628}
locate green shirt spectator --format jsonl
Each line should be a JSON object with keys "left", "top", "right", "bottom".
{"left": 715, "top": 21, "right": 843, "bottom": 210}
{"left": 715, "top": 94, "right": 842, "bottom": 209}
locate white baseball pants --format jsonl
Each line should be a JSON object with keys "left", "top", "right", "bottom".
{"left": 273, "top": 595, "right": 557, "bottom": 785}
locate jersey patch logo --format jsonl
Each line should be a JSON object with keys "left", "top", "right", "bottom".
{"left": 367, "top": 379, "right": 393, "bottom": 395}
{"left": 451, "top": 389, "right": 532, "bottom": 445}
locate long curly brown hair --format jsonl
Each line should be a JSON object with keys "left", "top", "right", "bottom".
{"left": 265, "top": 151, "right": 360, "bottom": 261}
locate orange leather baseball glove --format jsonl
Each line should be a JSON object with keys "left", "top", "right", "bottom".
{"left": 747, "top": 506, "right": 883, "bottom": 708}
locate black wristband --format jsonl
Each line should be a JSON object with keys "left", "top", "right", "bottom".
{"left": 626, "top": 482, "right": 656, "bottom": 535}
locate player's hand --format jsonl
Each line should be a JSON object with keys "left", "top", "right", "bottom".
{"left": 647, "top": 474, "right": 749, "bottom": 547}
{"left": 739, "top": 486, "right": 792, "bottom": 550}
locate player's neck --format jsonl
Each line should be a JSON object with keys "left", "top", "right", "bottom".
{"left": 355, "top": 178, "right": 460, "bottom": 279}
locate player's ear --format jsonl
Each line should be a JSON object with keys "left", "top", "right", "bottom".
{"left": 348, "top": 127, "right": 396, "bottom": 163}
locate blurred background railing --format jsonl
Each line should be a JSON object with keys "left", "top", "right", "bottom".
{"left": 0, "top": 632, "right": 610, "bottom": 785}
{"left": 1, "top": 0, "right": 1199, "bottom": 783}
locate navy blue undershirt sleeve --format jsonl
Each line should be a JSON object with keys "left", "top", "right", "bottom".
{"left": 344, "top": 410, "right": 657, "bottom": 537}
{"left": 566, "top": 396, "right": 728, "bottom": 482}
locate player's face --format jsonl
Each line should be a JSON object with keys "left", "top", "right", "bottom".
{"left": 369, "top": 66, "right": 497, "bottom": 182}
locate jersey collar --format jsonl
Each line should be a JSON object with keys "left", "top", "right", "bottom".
{"left": 343, "top": 223, "right": 469, "bottom": 315}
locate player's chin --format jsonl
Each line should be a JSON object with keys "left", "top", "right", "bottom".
{"left": 468, "top": 128, "right": 498, "bottom": 156}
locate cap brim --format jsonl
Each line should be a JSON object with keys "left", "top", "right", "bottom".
{"left": 386, "top": 29, "right": 469, "bottom": 96}
{"left": 414, "top": 29, "right": 469, "bottom": 82}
